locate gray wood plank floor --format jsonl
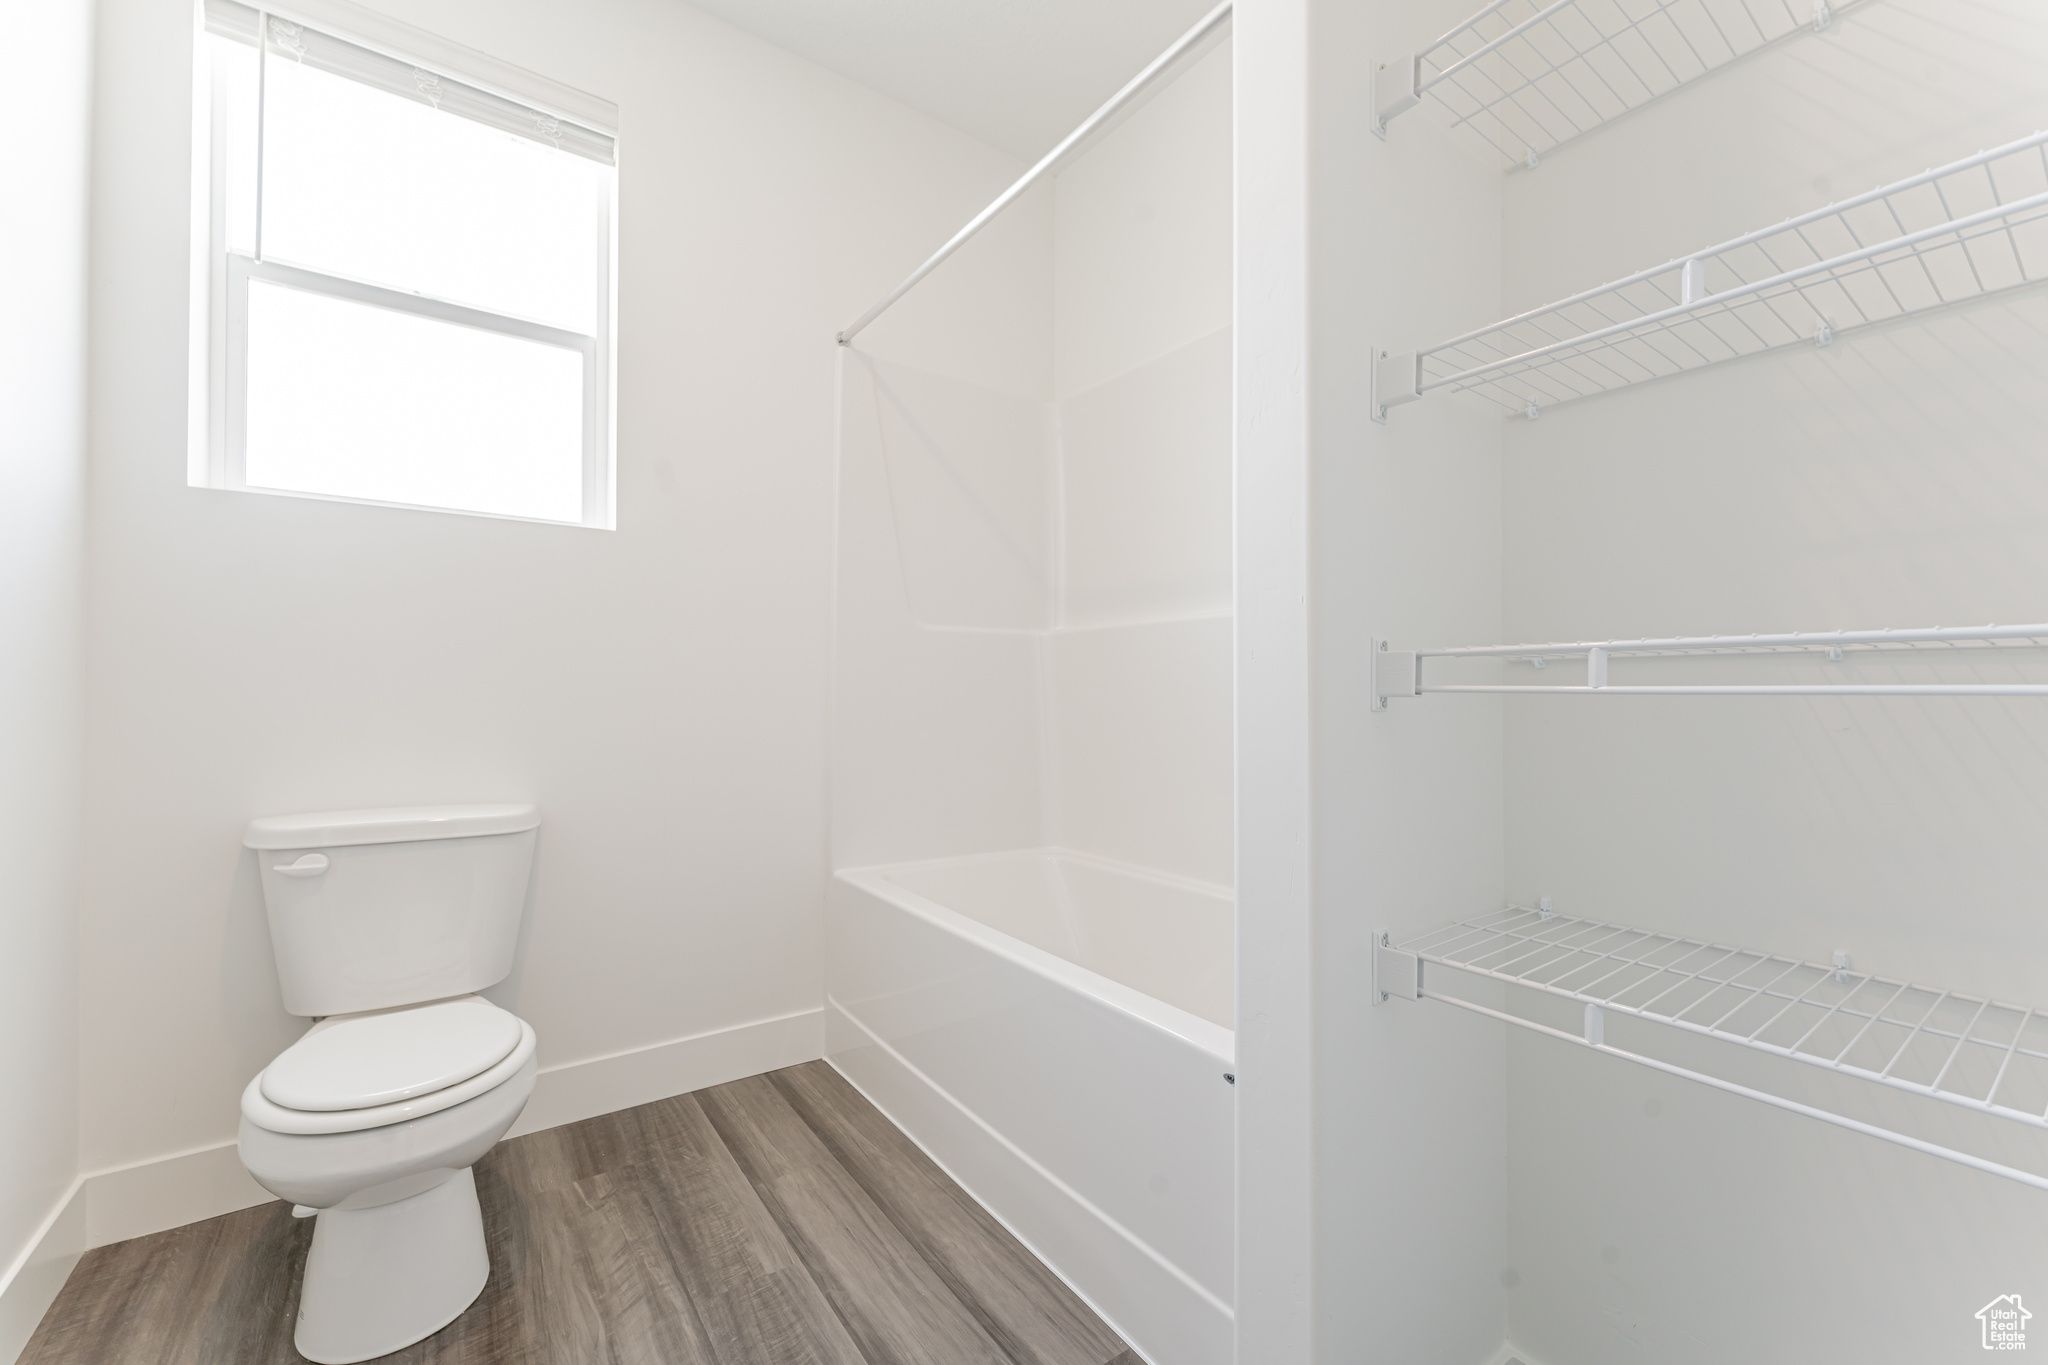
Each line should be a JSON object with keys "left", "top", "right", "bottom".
{"left": 20, "top": 1062, "right": 1139, "bottom": 1365}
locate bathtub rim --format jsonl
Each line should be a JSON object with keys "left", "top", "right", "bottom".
{"left": 834, "top": 847, "right": 1236, "bottom": 1066}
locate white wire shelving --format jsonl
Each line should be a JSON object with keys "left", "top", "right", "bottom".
{"left": 1373, "top": 0, "right": 1859, "bottom": 168}
{"left": 1372, "top": 622, "right": 2048, "bottom": 704}
{"left": 1371, "top": 129, "right": 2048, "bottom": 420}
{"left": 1375, "top": 905, "right": 2048, "bottom": 1191}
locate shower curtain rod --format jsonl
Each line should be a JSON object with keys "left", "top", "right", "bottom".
{"left": 836, "top": 0, "right": 1233, "bottom": 345}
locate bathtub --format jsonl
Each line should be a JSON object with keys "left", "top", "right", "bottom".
{"left": 825, "top": 848, "right": 1234, "bottom": 1365}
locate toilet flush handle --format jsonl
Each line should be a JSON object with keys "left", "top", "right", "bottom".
{"left": 272, "top": 853, "right": 330, "bottom": 878}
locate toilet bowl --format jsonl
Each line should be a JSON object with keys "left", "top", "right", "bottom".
{"left": 237, "top": 804, "right": 541, "bottom": 1364}
{"left": 240, "top": 996, "right": 536, "bottom": 1363}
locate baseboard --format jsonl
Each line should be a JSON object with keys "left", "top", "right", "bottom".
{"left": 0, "top": 1142, "right": 283, "bottom": 1365}
{"left": 0, "top": 1182, "right": 86, "bottom": 1365}
{"left": 1, "top": 1003, "right": 828, "bottom": 1339}
{"left": 83, "top": 1142, "right": 274, "bottom": 1250}
{"left": 1486, "top": 1341, "right": 1550, "bottom": 1365}
{"left": 507, "top": 1006, "right": 824, "bottom": 1137}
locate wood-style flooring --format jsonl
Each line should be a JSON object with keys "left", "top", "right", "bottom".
{"left": 21, "top": 1061, "right": 1136, "bottom": 1365}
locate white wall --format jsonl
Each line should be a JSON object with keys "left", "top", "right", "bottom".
{"left": 1304, "top": 0, "right": 1512, "bottom": 1360}
{"left": 0, "top": 0, "right": 92, "bottom": 1354}
{"left": 1285, "top": 2, "right": 2048, "bottom": 1359}
{"left": 81, "top": 0, "right": 1053, "bottom": 1207}
{"left": 1232, "top": 0, "right": 1314, "bottom": 1355}
{"left": 1498, "top": 3, "right": 2048, "bottom": 1359}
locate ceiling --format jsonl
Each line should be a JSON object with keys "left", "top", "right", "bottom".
{"left": 683, "top": 0, "right": 1225, "bottom": 161}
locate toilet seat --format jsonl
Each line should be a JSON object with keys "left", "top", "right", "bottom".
{"left": 245, "top": 999, "right": 537, "bottom": 1136}
{"left": 263, "top": 995, "right": 522, "bottom": 1111}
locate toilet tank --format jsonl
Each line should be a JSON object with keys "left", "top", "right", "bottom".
{"left": 245, "top": 804, "right": 541, "bottom": 1017}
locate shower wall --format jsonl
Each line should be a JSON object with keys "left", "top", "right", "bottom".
{"left": 834, "top": 39, "right": 1232, "bottom": 886}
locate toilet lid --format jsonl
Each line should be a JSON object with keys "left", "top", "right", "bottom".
{"left": 261, "top": 996, "right": 524, "bottom": 1112}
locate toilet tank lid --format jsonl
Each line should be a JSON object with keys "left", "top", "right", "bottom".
{"left": 244, "top": 803, "right": 541, "bottom": 849}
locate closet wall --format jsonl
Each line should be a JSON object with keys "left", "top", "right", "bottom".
{"left": 1499, "top": 4, "right": 2048, "bottom": 1360}
{"left": 1309, "top": 0, "right": 1513, "bottom": 1359}
{"left": 1299, "top": 0, "right": 2048, "bottom": 1361}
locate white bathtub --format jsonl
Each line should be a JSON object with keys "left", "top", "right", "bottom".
{"left": 825, "top": 848, "right": 1234, "bottom": 1365}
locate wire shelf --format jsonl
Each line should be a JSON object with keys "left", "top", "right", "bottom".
{"left": 1379, "top": 0, "right": 1855, "bottom": 168}
{"left": 1428, "top": 622, "right": 2048, "bottom": 662}
{"left": 1376, "top": 905, "right": 2048, "bottom": 1188}
{"left": 1402, "top": 905, "right": 2048, "bottom": 1132}
{"left": 1373, "top": 130, "right": 2048, "bottom": 419}
{"left": 1373, "top": 622, "right": 2048, "bottom": 700}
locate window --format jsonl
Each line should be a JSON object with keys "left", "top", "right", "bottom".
{"left": 192, "top": 0, "right": 617, "bottom": 526}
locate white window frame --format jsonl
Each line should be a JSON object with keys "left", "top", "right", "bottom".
{"left": 191, "top": 0, "right": 620, "bottom": 529}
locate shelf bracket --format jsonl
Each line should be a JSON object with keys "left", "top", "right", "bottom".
{"left": 1370, "top": 55, "right": 1420, "bottom": 138}
{"left": 1372, "top": 639, "right": 1420, "bottom": 710}
{"left": 1375, "top": 932, "right": 1420, "bottom": 1004}
{"left": 1583, "top": 1003, "right": 1605, "bottom": 1046}
{"left": 1372, "top": 350, "right": 1421, "bottom": 423}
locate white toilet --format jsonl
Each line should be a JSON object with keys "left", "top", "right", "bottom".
{"left": 237, "top": 804, "right": 542, "bottom": 1365}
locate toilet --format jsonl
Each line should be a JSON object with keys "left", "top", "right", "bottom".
{"left": 236, "top": 804, "right": 542, "bottom": 1365}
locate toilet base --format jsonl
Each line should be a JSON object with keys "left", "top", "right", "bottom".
{"left": 294, "top": 1166, "right": 490, "bottom": 1364}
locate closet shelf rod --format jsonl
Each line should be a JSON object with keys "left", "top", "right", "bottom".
{"left": 835, "top": 0, "right": 1232, "bottom": 345}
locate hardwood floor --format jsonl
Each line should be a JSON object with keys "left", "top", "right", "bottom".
{"left": 20, "top": 1062, "right": 1138, "bottom": 1365}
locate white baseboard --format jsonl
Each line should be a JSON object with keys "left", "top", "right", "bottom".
{"left": 0, "top": 1006, "right": 826, "bottom": 1363}
{"left": 85, "top": 1141, "right": 275, "bottom": 1250}
{"left": 0, "top": 1183, "right": 86, "bottom": 1365}
{"left": 2, "top": 1147, "right": 276, "bottom": 1365}
{"left": 507, "top": 1006, "right": 824, "bottom": 1138}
